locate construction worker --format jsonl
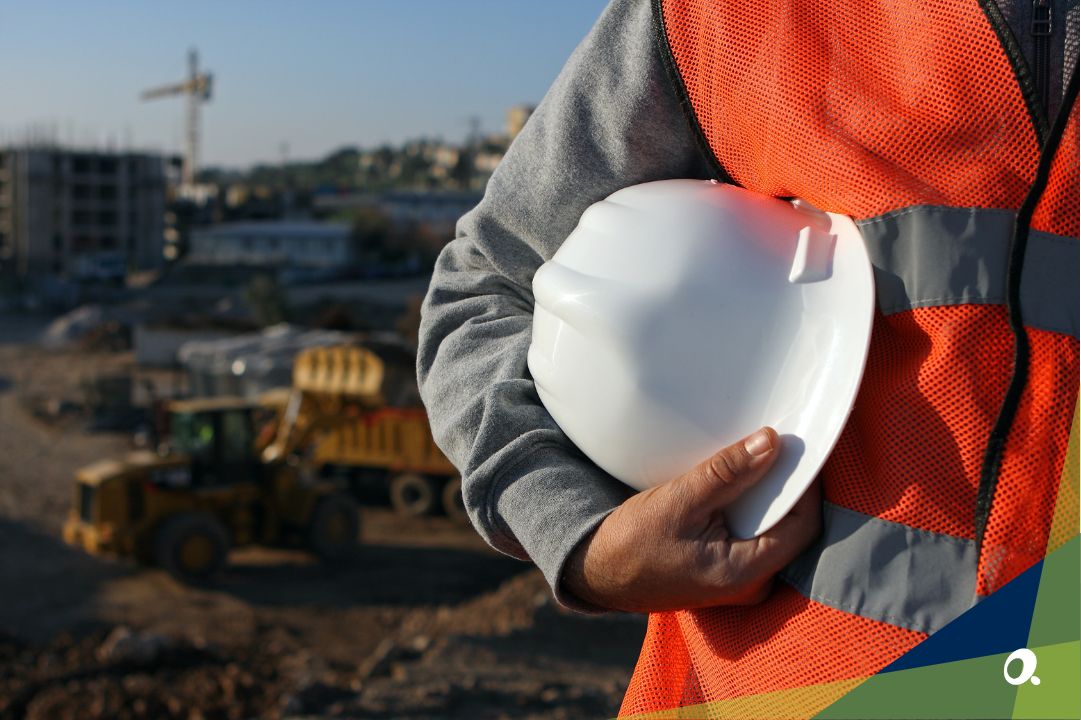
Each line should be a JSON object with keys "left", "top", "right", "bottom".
{"left": 417, "top": 0, "right": 1079, "bottom": 715}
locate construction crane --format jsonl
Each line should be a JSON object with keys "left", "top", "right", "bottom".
{"left": 141, "top": 49, "right": 213, "bottom": 188}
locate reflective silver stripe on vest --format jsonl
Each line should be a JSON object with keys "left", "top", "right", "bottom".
{"left": 779, "top": 503, "right": 978, "bottom": 635}
{"left": 857, "top": 205, "right": 1079, "bottom": 338}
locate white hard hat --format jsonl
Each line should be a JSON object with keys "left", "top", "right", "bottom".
{"left": 528, "top": 179, "right": 874, "bottom": 538}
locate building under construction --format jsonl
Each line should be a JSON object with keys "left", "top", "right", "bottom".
{"left": 0, "top": 146, "right": 168, "bottom": 281}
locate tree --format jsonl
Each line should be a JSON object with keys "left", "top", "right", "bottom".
{"left": 245, "top": 273, "right": 290, "bottom": 327}
{"left": 346, "top": 208, "right": 394, "bottom": 263}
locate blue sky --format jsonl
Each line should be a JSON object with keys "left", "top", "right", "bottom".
{"left": 0, "top": 1, "right": 609, "bottom": 168}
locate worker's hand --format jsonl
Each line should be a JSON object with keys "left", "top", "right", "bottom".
{"left": 562, "top": 427, "right": 821, "bottom": 613}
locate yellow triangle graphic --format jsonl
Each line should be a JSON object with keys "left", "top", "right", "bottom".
{"left": 620, "top": 676, "right": 869, "bottom": 720}
{"left": 1047, "top": 398, "right": 1080, "bottom": 554}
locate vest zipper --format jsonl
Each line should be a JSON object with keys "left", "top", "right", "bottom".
{"left": 974, "top": 62, "right": 1079, "bottom": 550}
{"left": 1032, "top": 0, "right": 1053, "bottom": 113}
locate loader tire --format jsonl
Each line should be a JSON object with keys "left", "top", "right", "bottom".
{"left": 441, "top": 476, "right": 468, "bottom": 524}
{"left": 389, "top": 473, "right": 439, "bottom": 517}
{"left": 154, "top": 512, "right": 229, "bottom": 584}
{"left": 308, "top": 493, "right": 360, "bottom": 560}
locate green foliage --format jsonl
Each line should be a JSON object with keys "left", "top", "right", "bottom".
{"left": 201, "top": 134, "right": 508, "bottom": 199}
{"left": 347, "top": 208, "right": 393, "bottom": 256}
{"left": 244, "top": 273, "right": 290, "bottom": 327}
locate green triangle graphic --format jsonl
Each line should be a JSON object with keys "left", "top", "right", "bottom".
{"left": 1027, "top": 536, "right": 1080, "bottom": 649}
{"left": 813, "top": 653, "right": 1018, "bottom": 719}
{"left": 1014, "top": 534, "right": 1081, "bottom": 719}
{"left": 1011, "top": 641, "right": 1081, "bottom": 720}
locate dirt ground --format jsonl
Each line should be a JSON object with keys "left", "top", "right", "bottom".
{"left": 0, "top": 315, "right": 645, "bottom": 719}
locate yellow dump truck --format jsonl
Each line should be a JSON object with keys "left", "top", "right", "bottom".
{"left": 64, "top": 346, "right": 386, "bottom": 582}
{"left": 307, "top": 407, "right": 463, "bottom": 521}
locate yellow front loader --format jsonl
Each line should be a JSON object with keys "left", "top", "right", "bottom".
{"left": 63, "top": 346, "right": 394, "bottom": 582}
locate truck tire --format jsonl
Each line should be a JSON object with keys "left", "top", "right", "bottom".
{"left": 441, "top": 476, "right": 468, "bottom": 524}
{"left": 389, "top": 473, "right": 439, "bottom": 517}
{"left": 307, "top": 493, "right": 360, "bottom": 560}
{"left": 154, "top": 512, "right": 229, "bottom": 584}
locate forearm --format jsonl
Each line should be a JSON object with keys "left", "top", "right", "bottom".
{"left": 417, "top": 0, "right": 711, "bottom": 607}
{"left": 419, "top": 209, "right": 632, "bottom": 608}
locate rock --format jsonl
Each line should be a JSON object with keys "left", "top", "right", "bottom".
{"left": 408, "top": 634, "right": 431, "bottom": 653}
{"left": 540, "top": 686, "right": 562, "bottom": 703}
{"left": 280, "top": 681, "right": 355, "bottom": 716}
{"left": 280, "top": 692, "right": 304, "bottom": 717}
{"left": 356, "top": 638, "right": 398, "bottom": 679}
{"left": 40, "top": 305, "right": 106, "bottom": 349}
{"left": 96, "top": 626, "right": 171, "bottom": 665}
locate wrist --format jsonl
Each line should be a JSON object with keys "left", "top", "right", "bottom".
{"left": 560, "top": 508, "right": 639, "bottom": 613}
{"left": 562, "top": 524, "right": 608, "bottom": 609}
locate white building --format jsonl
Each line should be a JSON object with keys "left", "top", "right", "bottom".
{"left": 188, "top": 221, "right": 352, "bottom": 268}
{"left": 311, "top": 191, "right": 481, "bottom": 237}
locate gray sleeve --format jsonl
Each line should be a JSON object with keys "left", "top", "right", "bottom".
{"left": 416, "top": 0, "right": 713, "bottom": 609}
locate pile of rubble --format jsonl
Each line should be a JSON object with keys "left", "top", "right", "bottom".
{"left": 0, "top": 572, "right": 643, "bottom": 720}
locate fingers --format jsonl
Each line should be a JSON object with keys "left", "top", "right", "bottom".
{"left": 671, "top": 427, "right": 782, "bottom": 511}
{"left": 563, "top": 435, "right": 821, "bottom": 614}
{"left": 726, "top": 481, "right": 822, "bottom": 582}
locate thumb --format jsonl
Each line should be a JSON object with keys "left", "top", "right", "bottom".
{"left": 671, "top": 427, "right": 781, "bottom": 510}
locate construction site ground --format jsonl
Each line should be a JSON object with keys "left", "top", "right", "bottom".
{"left": 0, "top": 314, "right": 645, "bottom": 719}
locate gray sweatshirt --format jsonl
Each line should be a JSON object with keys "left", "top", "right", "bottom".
{"left": 417, "top": 0, "right": 1077, "bottom": 610}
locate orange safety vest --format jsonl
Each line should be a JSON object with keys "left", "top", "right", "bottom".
{"left": 620, "top": 0, "right": 1079, "bottom": 716}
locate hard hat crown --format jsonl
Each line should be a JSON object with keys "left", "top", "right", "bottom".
{"left": 528, "top": 180, "right": 875, "bottom": 538}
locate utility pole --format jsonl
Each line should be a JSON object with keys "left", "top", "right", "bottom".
{"left": 466, "top": 115, "right": 481, "bottom": 148}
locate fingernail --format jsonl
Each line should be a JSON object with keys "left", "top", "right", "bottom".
{"left": 744, "top": 429, "right": 773, "bottom": 457}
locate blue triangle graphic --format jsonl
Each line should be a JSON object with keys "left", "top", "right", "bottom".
{"left": 882, "top": 557, "right": 1043, "bottom": 672}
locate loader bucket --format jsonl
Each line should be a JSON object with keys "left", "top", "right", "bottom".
{"left": 293, "top": 346, "right": 384, "bottom": 405}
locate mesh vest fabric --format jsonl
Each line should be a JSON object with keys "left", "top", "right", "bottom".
{"left": 619, "top": 0, "right": 1080, "bottom": 714}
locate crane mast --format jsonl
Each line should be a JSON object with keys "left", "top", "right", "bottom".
{"left": 141, "top": 49, "right": 213, "bottom": 189}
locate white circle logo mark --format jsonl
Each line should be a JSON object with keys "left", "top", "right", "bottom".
{"left": 1003, "top": 648, "right": 1041, "bottom": 686}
